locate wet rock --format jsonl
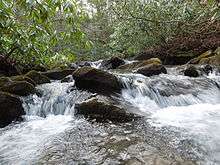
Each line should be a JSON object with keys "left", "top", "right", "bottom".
{"left": 0, "top": 77, "right": 11, "bottom": 87}
{"left": 0, "top": 92, "right": 25, "bottom": 128}
{"left": 201, "top": 64, "right": 213, "bottom": 75}
{"left": 25, "top": 70, "right": 50, "bottom": 85}
{"left": 42, "top": 69, "right": 75, "bottom": 80}
{"left": 118, "top": 58, "right": 161, "bottom": 70}
{"left": 61, "top": 75, "right": 74, "bottom": 83}
{"left": 11, "top": 75, "right": 36, "bottom": 86}
{"left": 136, "top": 63, "right": 167, "bottom": 77}
{"left": 75, "top": 61, "right": 91, "bottom": 67}
{"left": 101, "top": 56, "right": 125, "bottom": 69}
{"left": 0, "top": 81, "right": 36, "bottom": 96}
{"left": 75, "top": 97, "right": 136, "bottom": 122}
{"left": 184, "top": 66, "right": 199, "bottom": 77}
{"left": 72, "top": 67, "right": 122, "bottom": 94}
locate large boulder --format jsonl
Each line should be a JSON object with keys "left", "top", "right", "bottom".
{"left": 184, "top": 66, "right": 199, "bottom": 77}
{"left": 0, "top": 92, "right": 25, "bottom": 128}
{"left": 0, "top": 81, "right": 36, "bottom": 96}
{"left": 25, "top": 70, "right": 50, "bottom": 85}
{"left": 42, "top": 69, "right": 75, "bottom": 80}
{"left": 101, "top": 56, "right": 125, "bottom": 69}
{"left": 75, "top": 97, "right": 137, "bottom": 122}
{"left": 72, "top": 67, "right": 122, "bottom": 94}
{"left": 136, "top": 63, "right": 167, "bottom": 77}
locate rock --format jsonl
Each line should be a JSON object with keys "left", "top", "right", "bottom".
{"left": 101, "top": 56, "right": 125, "bottom": 69}
{"left": 11, "top": 75, "right": 36, "bottom": 86}
{"left": 136, "top": 64, "right": 167, "bottom": 77}
{"left": 118, "top": 58, "right": 162, "bottom": 70}
{"left": 25, "top": 70, "right": 50, "bottom": 85}
{"left": 72, "top": 67, "right": 122, "bottom": 94}
{"left": 61, "top": 75, "right": 74, "bottom": 83}
{"left": 0, "top": 81, "right": 36, "bottom": 96}
{"left": 202, "top": 64, "right": 213, "bottom": 75}
{"left": 134, "top": 51, "right": 195, "bottom": 65}
{"left": 184, "top": 66, "right": 199, "bottom": 77}
{"left": 0, "top": 92, "right": 25, "bottom": 128}
{"left": 75, "top": 61, "right": 91, "bottom": 67}
{"left": 69, "top": 63, "right": 78, "bottom": 69}
{"left": 42, "top": 69, "right": 75, "bottom": 80}
{"left": 75, "top": 97, "right": 136, "bottom": 122}
{"left": 189, "top": 50, "right": 213, "bottom": 64}
{"left": 0, "top": 77, "right": 11, "bottom": 87}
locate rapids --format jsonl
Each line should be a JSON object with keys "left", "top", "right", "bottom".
{"left": 0, "top": 66, "right": 220, "bottom": 164}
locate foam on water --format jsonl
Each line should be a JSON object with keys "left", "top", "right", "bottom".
{"left": 0, "top": 115, "right": 72, "bottom": 164}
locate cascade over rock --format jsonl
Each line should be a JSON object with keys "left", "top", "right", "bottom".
{"left": 0, "top": 92, "right": 25, "bottom": 128}
{"left": 72, "top": 66, "right": 122, "bottom": 94}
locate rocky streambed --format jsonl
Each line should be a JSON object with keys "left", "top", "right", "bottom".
{"left": 0, "top": 48, "right": 220, "bottom": 164}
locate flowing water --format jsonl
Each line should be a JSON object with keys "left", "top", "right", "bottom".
{"left": 0, "top": 66, "right": 220, "bottom": 165}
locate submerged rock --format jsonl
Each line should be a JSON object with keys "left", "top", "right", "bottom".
{"left": 136, "top": 63, "right": 167, "bottom": 77}
{"left": 101, "top": 56, "right": 125, "bottom": 69}
{"left": 184, "top": 66, "right": 199, "bottom": 77}
{"left": 25, "top": 70, "right": 50, "bottom": 85}
{"left": 42, "top": 69, "right": 75, "bottom": 80}
{"left": 72, "top": 67, "right": 122, "bottom": 94}
{"left": 75, "top": 96, "right": 136, "bottom": 122}
{"left": 0, "top": 81, "right": 36, "bottom": 96}
{"left": 0, "top": 92, "right": 25, "bottom": 128}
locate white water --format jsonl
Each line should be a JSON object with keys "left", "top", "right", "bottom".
{"left": 120, "top": 72, "right": 220, "bottom": 164}
{"left": 0, "top": 68, "right": 220, "bottom": 164}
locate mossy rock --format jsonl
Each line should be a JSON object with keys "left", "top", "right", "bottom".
{"left": 25, "top": 70, "right": 50, "bottom": 85}
{"left": 118, "top": 58, "right": 162, "bottom": 70}
{"left": 72, "top": 66, "right": 122, "bottom": 94}
{"left": 0, "top": 92, "right": 25, "bottom": 128}
{"left": 75, "top": 97, "right": 136, "bottom": 122}
{"left": 189, "top": 50, "right": 214, "bottom": 64}
{"left": 136, "top": 63, "right": 167, "bottom": 77}
{"left": 0, "top": 81, "right": 36, "bottom": 96}
{"left": 0, "top": 77, "right": 11, "bottom": 87}
{"left": 11, "top": 75, "right": 36, "bottom": 86}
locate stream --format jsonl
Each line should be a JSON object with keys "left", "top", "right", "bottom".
{"left": 0, "top": 66, "right": 220, "bottom": 165}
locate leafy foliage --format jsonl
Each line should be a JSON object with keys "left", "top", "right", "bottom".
{"left": 0, "top": 0, "right": 219, "bottom": 65}
{"left": 0, "top": 0, "right": 89, "bottom": 67}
